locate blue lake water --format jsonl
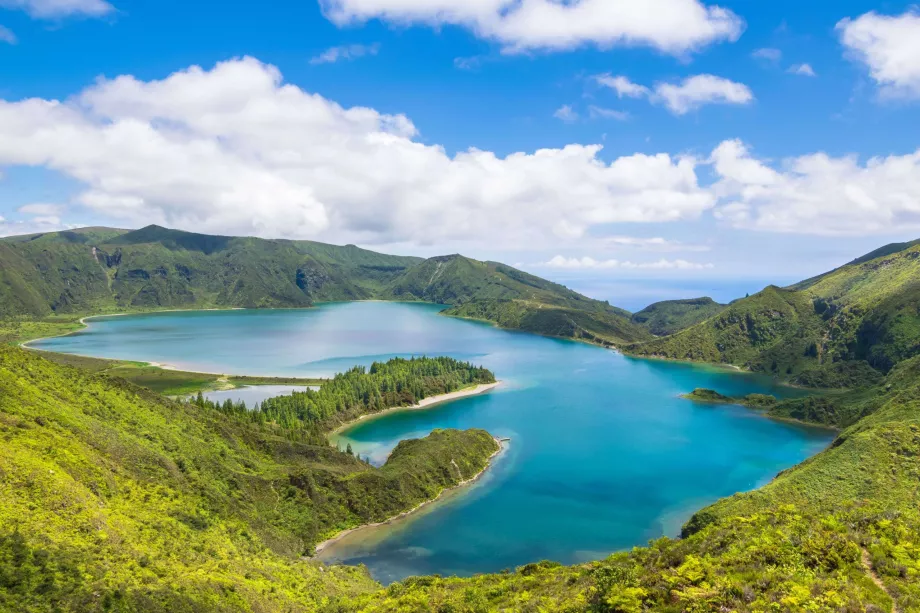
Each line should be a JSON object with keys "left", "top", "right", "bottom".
{"left": 32, "top": 302, "right": 834, "bottom": 583}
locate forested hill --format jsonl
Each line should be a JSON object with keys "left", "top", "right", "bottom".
{"left": 0, "top": 225, "right": 650, "bottom": 345}
{"left": 630, "top": 297, "right": 727, "bottom": 337}
{"left": 626, "top": 239, "right": 920, "bottom": 388}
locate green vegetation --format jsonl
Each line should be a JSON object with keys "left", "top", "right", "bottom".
{"left": 681, "top": 388, "right": 736, "bottom": 403}
{"left": 191, "top": 356, "right": 495, "bottom": 441}
{"left": 682, "top": 386, "right": 882, "bottom": 429}
{"left": 0, "top": 225, "right": 420, "bottom": 317}
{"left": 682, "top": 387, "right": 781, "bottom": 412}
{"left": 0, "top": 315, "right": 85, "bottom": 346}
{"left": 631, "top": 297, "right": 727, "bottom": 336}
{"left": 0, "top": 225, "right": 650, "bottom": 345}
{"left": 6, "top": 232, "right": 920, "bottom": 612}
{"left": 445, "top": 298, "right": 650, "bottom": 345}
{"left": 0, "top": 347, "right": 499, "bottom": 612}
{"left": 334, "top": 356, "right": 920, "bottom": 612}
{"left": 627, "top": 241, "right": 920, "bottom": 387}
{"left": 16, "top": 351, "right": 325, "bottom": 396}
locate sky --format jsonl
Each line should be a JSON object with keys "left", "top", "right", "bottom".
{"left": 1, "top": 0, "right": 920, "bottom": 310}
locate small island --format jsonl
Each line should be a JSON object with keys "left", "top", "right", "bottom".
{"left": 681, "top": 388, "right": 778, "bottom": 409}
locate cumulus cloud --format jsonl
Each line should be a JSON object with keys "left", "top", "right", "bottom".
{"left": 310, "top": 43, "right": 380, "bottom": 65}
{"left": 319, "top": 0, "right": 744, "bottom": 55}
{"left": 0, "top": 57, "right": 716, "bottom": 247}
{"left": 838, "top": 10, "right": 920, "bottom": 98}
{"left": 543, "top": 255, "right": 714, "bottom": 270}
{"left": 787, "top": 63, "right": 816, "bottom": 77}
{"left": 712, "top": 139, "right": 920, "bottom": 234}
{"left": 596, "top": 73, "right": 753, "bottom": 115}
{"left": 18, "top": 202, "right": 64, "bottom": 215}
{"left": 0, "top": 0, "right": 114, "bottom": 18}
{"left": 654, "top": 75, "right": 754, "bottom": 114}
{"left": 0, "top": 25, "right": 16, "bottom": 44}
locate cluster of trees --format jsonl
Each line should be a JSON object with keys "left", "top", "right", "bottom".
{"left": 188, "top": 356, "right": 495, "bottom": 440}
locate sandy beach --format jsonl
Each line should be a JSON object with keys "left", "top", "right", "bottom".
{"left": 312, "top": 435, "right": 510, "bottom": 556}
{"left": 329, "top": 381, "right": 501, "bottom": 437}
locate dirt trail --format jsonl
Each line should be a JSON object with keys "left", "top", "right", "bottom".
{"left": 861, "top": 548, "right": 900, "bottom": 613}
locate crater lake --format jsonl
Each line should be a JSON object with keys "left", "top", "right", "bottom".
{"left": 30, "top": 301, "right": 834, "bottom": 583}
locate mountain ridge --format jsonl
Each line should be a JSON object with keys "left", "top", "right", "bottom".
{"left": 627, "top": 239, "right": 920, "bottom": 388}
{"left": 0, "top": 225, "right": 650, "bottom": 346}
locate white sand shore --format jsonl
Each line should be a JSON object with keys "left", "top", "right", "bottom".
{"left": 329, "top": 381, "right": 501, "bottom": 437}
{"left": 312, "top": 435, "right": 509, "bottom": 556}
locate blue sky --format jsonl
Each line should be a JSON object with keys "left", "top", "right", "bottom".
{"left": 1, "top": 0, "right": 919, "bottom": 309}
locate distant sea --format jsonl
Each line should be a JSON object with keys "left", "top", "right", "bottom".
{"left": 556, "top": 277, "right": 804, "bottom": 312}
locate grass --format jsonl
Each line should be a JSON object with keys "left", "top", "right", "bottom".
{"left": 0, "top": 347, "right": 499, "bottom": 612}
{"left": 627, "top": 242, "right": 920, "bottom": 387}
{"left": 27, "top": 351, "right": 327, "bottom": 396}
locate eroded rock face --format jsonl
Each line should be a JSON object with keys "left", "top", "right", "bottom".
{"left": 297, "top": 265, "right": 330, "bottom": 294}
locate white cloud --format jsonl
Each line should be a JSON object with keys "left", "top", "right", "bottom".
{"left": 788, "top": 63, "right": 816, "bottom": 77}
{"left": 0, "top": 57, "right": 716, "bottom": 247}
{"left": 712, "top": 139, "right": 920, "bottom": 234}
{"left": 588, "top": 106, "right": 629, "bottom": 121}
{"left": 319, "top": 0, "right": 744, "bottom": 55}
{"left": 543, "top": 255, "right": 713, "bottom": 270}
{"left": 595, "top": 74, "right": 650, "bottom": 98}
{"left": 604, "top": 236, "right": 709, "bottom": 252}
{"left": 654, "top": 74, "right": 754, "bottom": 114}
{"left": 752, "top": 47, "right": 781, "bottom": 62}
{"left": 553, "top": 104, "right": 579, "bottom": 123}
{"left": 0, "top": 215, "right": 74, "bottom": 237}
{"left": 838, "top": 10, "right": 920, "bottom": 98}
{"left": 0, "top": 0, "right": 114, "bottom": 18}
{"left": 17, "top": 202, "right": 64, "bottom": 215}
{"left": 310, "top": 43, "right": 380, "bottom": 65}
{"left": 597, "top": 73, "right": 754, "bottom": 115}
{"left": 0, "top": 25, "right": 16, "bottom": 44}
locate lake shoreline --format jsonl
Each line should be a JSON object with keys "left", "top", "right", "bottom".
{"left": 312, "top": 435, "right": 510, "bottom": 557}
{"left": 329, "top": 381, "right": 502, "bottom": 439}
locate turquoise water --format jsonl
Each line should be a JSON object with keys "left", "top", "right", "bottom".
{"left": 33, "top": 302, "right": 833, "bottom": 583}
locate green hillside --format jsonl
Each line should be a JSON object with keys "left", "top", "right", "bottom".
{"left": 6, "top": 333, "right": 920, "bottom": 612}
{"left": 0, "top": 225, "right": 650, "bottom": 345}
{"left": 6, "top": 235, "right": 920, "bottom": 611}
{"left": 627, "top": 242, "right": 920, "bottom": 387}
{"left": 0, "top": 348, "right": 499, "bottom": 612}
{"left": 384, "top": 254, "right": 649, "bottom": 344}
{"left": 631, "top": 297, "right": 727, "bottom": 336}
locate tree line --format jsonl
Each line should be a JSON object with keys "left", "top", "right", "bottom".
{"left": 186, "top": 356, "right": 495, "bottom": 442}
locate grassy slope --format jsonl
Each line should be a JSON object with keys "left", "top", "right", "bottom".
{"left": 630, "top": 297, "right": 727, "bottom": 336}
{"left": 384, "top": 255, "right": 650, "bottom": 344}
{"left": 0, "top": 348, "right": 499, "bottom": 612}
{"left": 627, "top": 243, "right": 920, "bottom": 387}
{"left": 340, "top": 359, "right": 920, "bottom": 613}
{"left": 0, "top": 226, "right": 650, "bottom": 345}
{"left": 0, "top": 225, "right": 420, "bottom": 317}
